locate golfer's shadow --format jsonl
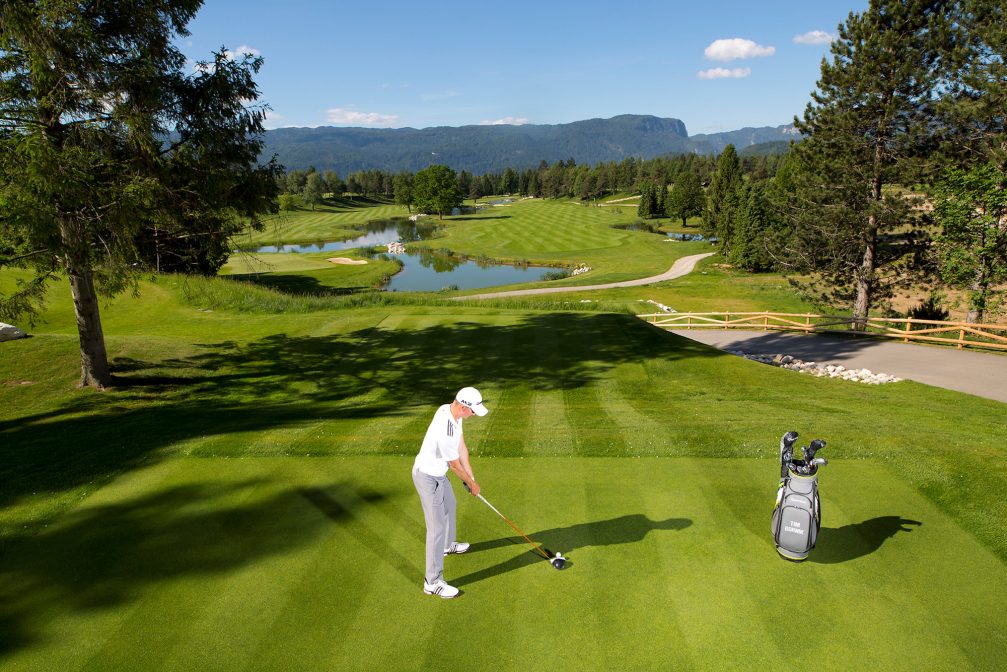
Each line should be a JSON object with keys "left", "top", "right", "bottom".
{"left": 454, "top": 515, "right": 692, "bottom": 586}
{"left": 812, "top": 516, "right": 922, "bottom": 564}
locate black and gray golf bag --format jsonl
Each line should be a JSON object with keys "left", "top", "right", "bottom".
{"left": 770, "top": 431, "right": 827, "bottom": 561}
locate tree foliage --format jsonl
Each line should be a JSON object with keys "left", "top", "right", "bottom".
{"left": 0, "top": 0, "right": 280, "bottom": 388}
{"left": 932, "top": 162, "right": 1007, "bottom": 323}
{"left": 636, "top": 181, "right": 667, "bottom": 219}
{"left": 703, "top": 145, "right": 743, "bottom": 252}
{"left": 667, "top": 171, "right": 704, "bottom": 226}
{"left": 412, "top": 165, "right": 462, "bottom": 219}
{"left": 777, "top": 0, "right": 952, "bottom": 324}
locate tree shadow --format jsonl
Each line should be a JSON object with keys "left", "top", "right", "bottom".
{"left": 1, "top": 314, "right": 720, "bottom": 509}
{"left": 227, "top": 272, "right": 371, "bottom": 296}
{"left": 300, "top": 486, "right": 421, "bottom": 584}
{"left": 0, "top": 478, "right": 349, "bottom": 656}
{"left": 453, "top": 514, "right": 693, "bottom": 586}
{"left": 699, "top": 331, "right": 891, "bottom": 363}
{"left": 811, "top": 516, "right": 922, "bottom": 564}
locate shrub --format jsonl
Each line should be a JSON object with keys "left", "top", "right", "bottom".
{"left": 907, "top": 293, "right": 950, "bottom": 326}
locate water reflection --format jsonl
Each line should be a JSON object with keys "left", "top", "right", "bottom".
{"left": 238, "top": 218, "right": 562, "bottom": 292}
{"left": 243, "top": 218, "right": 437, "bottom": 253}
{"left": 415, "top": 249, "right": 465, "bottom": 273}
{"left": 666, "top": 232, "right": 718, "bottom": 242}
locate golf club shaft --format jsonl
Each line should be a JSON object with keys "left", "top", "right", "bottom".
{"left": 477, "top": 494, "right": 552, "bottom": 560}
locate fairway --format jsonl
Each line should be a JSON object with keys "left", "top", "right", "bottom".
{"left": 3, "top": 263, "right": 1006, "bottom": 671}
{"left": 1, "top": 456, "right": 1003, "bottom": 670}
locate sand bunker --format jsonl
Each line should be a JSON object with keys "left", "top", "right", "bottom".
{"left": 327, "top": 257, "right": 368, "bottom": 265}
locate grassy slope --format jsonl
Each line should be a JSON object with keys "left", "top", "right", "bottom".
{"left": 231, "top": 197, "right": 715, "bottom": 296}
{"left": 232, "top": 197, "right": 409, "bottom": 248}
{"left": 2, "top": 195, "right": 1006, "bottom": 669}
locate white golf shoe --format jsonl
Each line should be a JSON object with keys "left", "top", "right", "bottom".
{"left": 423, "top": 579, "right": 460, "bottom": 598}
{"left": 443, "top": 542, "right": 470, "bottom": 555}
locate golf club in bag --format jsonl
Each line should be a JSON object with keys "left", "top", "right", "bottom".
{"left": 771, "top": 431, "right": 828, "bottom": 561}
{"left": 466, "top": 485, "right": 566, "bottom": 569}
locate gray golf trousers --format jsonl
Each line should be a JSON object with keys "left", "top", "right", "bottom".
{"left": 412, "top": 469, "right": 457, "bottom": 584}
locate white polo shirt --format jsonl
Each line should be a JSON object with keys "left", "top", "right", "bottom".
{"left": 412, "top": 404, "right": 463, "bottom": 477}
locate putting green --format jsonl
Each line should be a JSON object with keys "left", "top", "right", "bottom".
{"left": 1, "top": 456, "right": 1003, "bottom": 671}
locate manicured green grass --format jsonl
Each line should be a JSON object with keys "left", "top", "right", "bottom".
{"left": 233, "top": 197, "right": 411, "bottom": 248}
{"left": 416, "top": 198, "right": 688, "bottom": 285}
{"left": 220, "top": 250, "right": 401, "bottom": 294}
{"left": 2, "top": 197, "right": 1005, "bottom": 670}
{"left": 1, "top": 456, "right": 1004, "bottom": 670}
{"left": 226, "top": 197, "right": 723, "bottom": 298}
{"left": 464, "top": 254, "right": 818, "bottom": 315}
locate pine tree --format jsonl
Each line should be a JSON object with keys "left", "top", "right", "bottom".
{"left": 781, "top": 0, "right": 952, "bottom": 326}
{"left": 0, "top": 0, "right": 279, "bottom": 388}
{"left": 704, "top": 145, "right": 743, "bottom": 252}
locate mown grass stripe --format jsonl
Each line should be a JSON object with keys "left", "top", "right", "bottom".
{"left": 562, "top": 383, "right": 628, "bottom": 455}
{"left": 250, "top": 479, "right": 398, "bottom": 670}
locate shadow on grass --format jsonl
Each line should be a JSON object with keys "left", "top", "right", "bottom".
{"left": 227, "top": 272, "right": 373, "bottom": 296}
{"left": 448, "top": 215, "right": 511, "bottom": 222}
{"left": 812, "top": 516, "right": 922, "bottom": 564}
{"left": 300, "top": 487, "right": 422, "bottom": 584}
{"left": 1, "top": 314, "right": 721, "bottom": 509}
{"left": 454, "top": 514, "right": 693, "bottom": 586}
{"left": 0, "top": 478, "right": 355, "bottom": 657}
{"left": 684, "top": 331, "right": 895, "bottom": 364}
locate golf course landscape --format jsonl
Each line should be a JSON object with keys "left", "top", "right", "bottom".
{"left": 2, "top": 197, "right": 1006, "bottom": 671}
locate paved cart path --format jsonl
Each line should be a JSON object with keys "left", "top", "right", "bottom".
{"left": 456, "top": 252, "right": 716, "bottom": 300}
{"left": 669, "top": 329, "right": 1007, "bottom": 404}
{"left": 455, "top": 251, "right": 1005, "bottom": 403}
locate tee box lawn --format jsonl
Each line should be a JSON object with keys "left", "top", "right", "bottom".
{"left": 1, "top": 274, "right": 1006, "bottom": 670}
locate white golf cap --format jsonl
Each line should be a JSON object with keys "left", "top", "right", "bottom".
{"left": 456, "top": 386, "right": 489, "bottom": 416}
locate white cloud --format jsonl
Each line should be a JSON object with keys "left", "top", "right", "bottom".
{"left": 480, "top": 116, "right": 529, "bottom": 126}
{"left": 794, "top": 30, "right": 835, "bottom": 45}
{"left": 704, "top": 38, "right": 775, "bottom": 61}
{"left": 697, "top": 67, "right": 752, "bottom": 80}
{"left": 233, "top": 45, "right": 262, "bottom": 57}
{"left": 326, "top": 107, "right": 399, "bottom": 126}
{"left": 190, "top": 45, "right": 262, "bottom": 73}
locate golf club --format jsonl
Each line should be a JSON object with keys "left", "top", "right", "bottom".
{"left": 805, "top": 438, "right": 825, "bottom": 462}
{"left": 472, "top": 491, "right": 566, "bottom": 570}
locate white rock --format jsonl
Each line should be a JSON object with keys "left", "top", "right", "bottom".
{"left": 0, "top": 323, "right": 28, "bottom": 342}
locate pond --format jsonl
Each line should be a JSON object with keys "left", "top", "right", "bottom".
{"left": 241, "top": 219, "right": 564, "bottom": 292}
{"left": 666, "top": 232, "right": 718, "bottom": 242}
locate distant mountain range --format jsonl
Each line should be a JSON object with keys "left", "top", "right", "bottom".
{"left": 262, "top": 114, "right": 800, "bottom": 175}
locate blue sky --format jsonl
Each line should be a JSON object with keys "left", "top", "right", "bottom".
{"left": 180, "top": 0, "right": 868, "bottom": 135}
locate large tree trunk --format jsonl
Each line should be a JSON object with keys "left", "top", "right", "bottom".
{"left": 67, "top": 264, "right": 111, "bottom": 389}
{"left": 967, "top": 227, "right": 990, "bottom": 324}
{"left": 852, "top": 231, "right": 876, "bottom": 331}
{"left": 853, "top": 145, "right": 884, "bottom": 332}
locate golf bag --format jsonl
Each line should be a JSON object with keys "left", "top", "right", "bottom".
{"left": 770, "top": 431, "right": 826, "bottom": 561}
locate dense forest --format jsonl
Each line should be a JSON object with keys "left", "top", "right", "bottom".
{"left": 262, "top": 115, "right": 796, "bottom": 175}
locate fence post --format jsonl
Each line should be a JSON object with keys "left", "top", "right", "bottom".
{"left": 724, "top": 313, "right": 729, "bottom": 330}
{"left": 904, "top": 318, "right": 910, "bottom": 343}
{"left": 958, "top": 328, "right": 965, "bottom": 350}
{"left": 763, "top": 315, "right": 768, "bottom": 331}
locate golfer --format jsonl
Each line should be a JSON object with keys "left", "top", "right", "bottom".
{"left": 412, "top": 386, "right": 488, "bottom": 598}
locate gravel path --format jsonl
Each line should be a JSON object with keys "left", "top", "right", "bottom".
{"left": 669, "top": 329, "right": 1007, "bottom": 404}
{"left": 455, "top": 252, "right": 716, "bottom": 301}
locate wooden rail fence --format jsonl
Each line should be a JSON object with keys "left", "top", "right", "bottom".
{"left": 638, "top": 311, "right": 1007, "bottom": 352}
